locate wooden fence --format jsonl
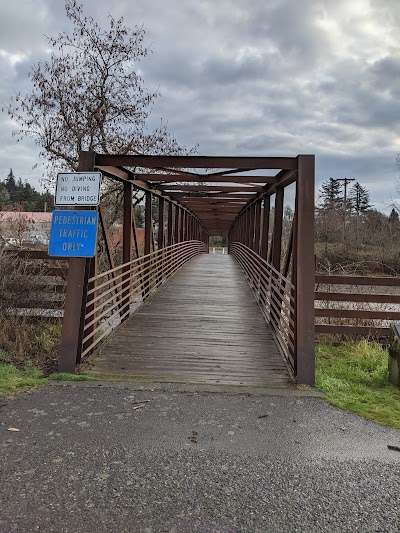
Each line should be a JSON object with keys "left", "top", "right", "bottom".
{"left": 4, "top": 249, "right": 400, "bottom": 340}
{"left": 315, "top": 274, "right": 400, "bottom": 338}
{"left": 1, "top": 249, "right": 69, "bottom": 316}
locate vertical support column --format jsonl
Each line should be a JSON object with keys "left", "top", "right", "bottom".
{"left": 132, "top": 205, "right": 141, "bottom": 259}
{"left": 187, "top": 213, "right": 191, "bottom": 241}
{"left": 254, "top": 199, "right": 262, "bottom": 254}
{"left": 157, "top": 197, "right": 165, "bottom": 284}
{"left": 271, "top": 187, "right": 284, "bottom": 272}
{"left": 291, "top": 190, "right": 298, "bottom": 372}
{"left": 121, "top": 181, "right": 133, "bottom": 317}
{"left": 239, "top": 214, "right": 244, "bottom": 244}
{"left": 180, "top": 209, "right": 185, "bottom": 242}
{"left": 189, "top": 215, "right": 193, "bottom": 240}
{"left": 270, "top": 187, "right": 284, "bottom": 332}
{"left": 250, "top": 204, "right": 256, "bottom": 250}
{"left": 144, "top": 190, "right": 152, "bottom": 298}
{"left": 158, "top": 197, "right": 165, "bottom": 249}
{"left": 242, "top": 210, "right": 247, "bottom": 246}
{"left": 260, "top": 196, "right": 270, "bottom": 260}
{"left": 174, "top": 205, "right": 180, "bottom": 244}
{"left": 144, "top": 191, "right": 152, "bottom": 256}
{"left": 296, "top": 155, "right": 315, "bottom": 385}
{"left": 59, "top": 150, "right": 95, "bottom": 373}
{"left": 167, "top": 202, "right": 173, "bottom": 247}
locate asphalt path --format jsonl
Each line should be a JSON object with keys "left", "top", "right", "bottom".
{"left": 1, "top": 382, "right": 400, "bottom": 533}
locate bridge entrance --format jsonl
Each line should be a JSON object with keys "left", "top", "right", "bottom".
{"left": 59, "top": 153, "right": 315, "bottom": 385}
{"left": 87, "top": 254, "right": 291, "bottom": 386}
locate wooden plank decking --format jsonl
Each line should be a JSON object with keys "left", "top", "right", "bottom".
{"left": 87, "top": 254, "right": 292, "bottom": 387}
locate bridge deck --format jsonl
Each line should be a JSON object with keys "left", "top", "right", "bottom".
{"left": 87, "top": 254, "right": 292, "bottom": 387}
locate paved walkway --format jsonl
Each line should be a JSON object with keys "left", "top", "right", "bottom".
{"left": 1, "top": 382, "right": 400, "bottom": 532}
{"left": 88, "top": 254, "right": 291, "bottom": 386}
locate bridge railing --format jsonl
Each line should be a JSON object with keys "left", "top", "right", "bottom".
{"left": 230, "top": 242, "right": 295, "bottom": 372}
{"left": 80, "top": 240, "right": 207, "bottom": 361}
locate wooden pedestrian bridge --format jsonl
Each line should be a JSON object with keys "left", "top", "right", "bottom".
{"left": 59, "top": 152, "right": 315, "bottom": 386}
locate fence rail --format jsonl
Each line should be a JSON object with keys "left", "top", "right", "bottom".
{"left": 80, "top": 240, "right": 207, "bottom": 360}
{"left": 315, "top": 274, "right": 400, "bottom": 338}
{"left": 230, "top": 242, "right": 295, "bottom": 372}
{"left": 1, "top": 249, "right": 68, "bottom": 315}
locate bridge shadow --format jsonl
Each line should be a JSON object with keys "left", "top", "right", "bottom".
{"left": 86, "top": 254, "right": 293, "bottom": 387}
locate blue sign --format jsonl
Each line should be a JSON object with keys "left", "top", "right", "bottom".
{"left": 48, "top": 210, "right": 98, "bottom": 257}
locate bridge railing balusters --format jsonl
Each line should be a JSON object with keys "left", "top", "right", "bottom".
{"left": 230, "top": 242, "right": 295, "bottom": 374}
{"left": 79, "top": 240, "right": 206, "bottom": 361}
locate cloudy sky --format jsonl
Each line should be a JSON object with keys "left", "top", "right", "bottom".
{"left": 1, "top": 0, "right": 400, "bottom": 210}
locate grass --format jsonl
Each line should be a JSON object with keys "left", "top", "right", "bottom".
{"left": 48, "top": 372, "right": 94, "bottom": 381}
{"left": 316, "top": 340, "right": 400, "bottom": 429}
{"left": 0, "top": 348, "right": 97, "bottom": 396}
{"left": 0, "top": 362, "right": 47, "bottom": 396}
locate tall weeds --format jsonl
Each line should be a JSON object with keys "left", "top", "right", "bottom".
{"left": 0, "top": 248, "right": 62, "bottom": 373}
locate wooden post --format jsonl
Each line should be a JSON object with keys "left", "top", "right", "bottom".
{"left": 59, "top": 150, "right": 95, "bottom": 373}
{"left": 296, "top": 155, "right": 315, "bottom": 385}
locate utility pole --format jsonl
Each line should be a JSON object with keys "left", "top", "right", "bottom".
{"left": 331, "top": 177, "right": 355, "bottom": 244}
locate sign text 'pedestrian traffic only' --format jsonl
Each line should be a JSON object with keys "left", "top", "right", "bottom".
{"left": 48, "top": 210, "right": 98, "bottom": 257}
{"left": 55, "top": 172, "right": 102, "bottom": 206}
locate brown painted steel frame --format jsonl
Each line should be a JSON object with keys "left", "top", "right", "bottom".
{"left": 59, "top": 151, "right": 315, "bottom": 385}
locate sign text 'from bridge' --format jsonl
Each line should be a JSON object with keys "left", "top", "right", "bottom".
{"left": 55, "top": 172, "right": 102, "bottom": 206}
{"left": 48, "top": 210, "right": 99, "bottom": 257}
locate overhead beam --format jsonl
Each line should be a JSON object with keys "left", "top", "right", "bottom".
{"left": 95, "top": 155, "right": 298, "bottom": 170}
{"left": 159, "top": 185, "right": 264, "bottom": 192}
{"left": 134, "top": 174, "right": 279, "bottom": 184}
{"left": 94, "top": 164, "right": 206, "bottom": 232}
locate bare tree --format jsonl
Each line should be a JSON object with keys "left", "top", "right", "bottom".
{"left": 5, "top": 0, "right": 192, "bottom": 186}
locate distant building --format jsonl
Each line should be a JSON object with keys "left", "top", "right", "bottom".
{"left": 0, "top": 211, "right": 52, "bottom": 247}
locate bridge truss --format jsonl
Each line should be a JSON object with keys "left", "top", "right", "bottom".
{"left": 59, "top": 152, "right": 315, "bottom": 384}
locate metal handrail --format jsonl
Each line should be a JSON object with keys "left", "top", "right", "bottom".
{"left": 80, "top": 240, "right": 207, "bottom": 359}
{"left": 230, "top": 242, "right": 295, "bottom": 369}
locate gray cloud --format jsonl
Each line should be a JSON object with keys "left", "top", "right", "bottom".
{"left": 0, "top": 0, "right": 399, "bottom": 208}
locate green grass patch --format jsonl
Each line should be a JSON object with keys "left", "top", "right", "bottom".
{"left": 0, "top": 363, "right": 48, "bottom": 396}
{"left": 48, "top": 372, "right": 94, "bottom": 381}
{"left": 316, "top": 340, "right": 400, "bottom": 429}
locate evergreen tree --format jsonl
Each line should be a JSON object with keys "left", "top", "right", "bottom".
{"left": 389, "top": 208, "right": 399, "bottom": 225}
{"left": 349, "top": 182, "right": 371, "bottom": 215}
{"left": 5, "top": 169, "right": 16, "bottom": 202}
{"left": 0, "top": 168, "right": 55, "bottom": 212}
{"left": 0, "top": 184, "right": 10, "bottom": 208}
{"left": 319, "top": 178, "right": 342, "bottom": 210}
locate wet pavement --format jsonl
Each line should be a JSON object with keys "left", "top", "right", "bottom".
{"left": 1, "top": 382, "right": 400, "bottom": 532}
